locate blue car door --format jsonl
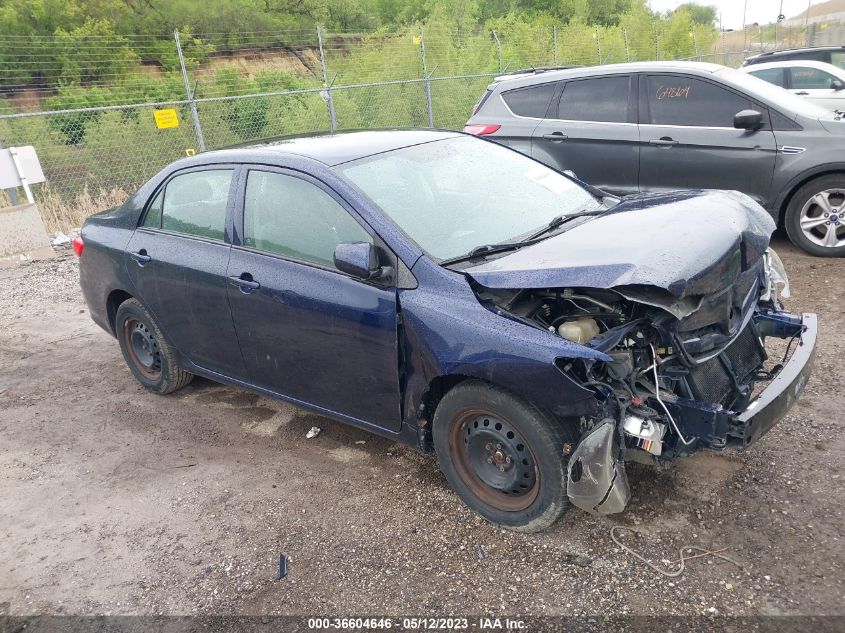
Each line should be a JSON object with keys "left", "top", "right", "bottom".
{"left": 125, "top": 166, "right": 247, "bottom": 378}
{"left": 225, "top": 166, "right": 402, "bottom": 430}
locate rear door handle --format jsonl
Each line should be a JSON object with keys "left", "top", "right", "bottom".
{"left": 130, "top": 250, "right": 151, "bottom": 265}
{"left": 795, "top": 91, "right": 809, "bottom": 96}
{"left": 648, "top": 137, "right": 679, "bottom": 147}
{"left": 229, "top": 274, "right": 260, "bottom": 292}
{"left": 542, "top": 132, "right": 568, "bottom": 141}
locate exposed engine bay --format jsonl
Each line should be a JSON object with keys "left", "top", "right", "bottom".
{"left": 475, "top": 249, "right": 814, "bottom": 515}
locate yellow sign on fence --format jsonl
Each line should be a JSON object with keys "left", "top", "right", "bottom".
{"left": 154, "top": 109, "right": 179, "bottom": 129}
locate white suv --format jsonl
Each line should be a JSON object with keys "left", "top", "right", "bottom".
{"left": 740, "top": 59, "right": 845, "bottom": 112}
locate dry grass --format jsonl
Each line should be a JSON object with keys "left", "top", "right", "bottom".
{"left": 36, "top": 183, "right": 130, "bottom": 234}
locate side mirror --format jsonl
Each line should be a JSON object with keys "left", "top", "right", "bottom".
{"left": 734, "top": 109, "right": 763, "bottom": 131}
{"left": 333, "top": 241, "right": 389, "bottom": 281}
{"left": 832, "top": 79, "right": 845, "bottom": 91}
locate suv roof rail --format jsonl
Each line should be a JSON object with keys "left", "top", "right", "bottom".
{"left": 493, "top": 65, "right": 577, "bottom": 80}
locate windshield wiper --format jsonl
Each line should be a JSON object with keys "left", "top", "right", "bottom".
{"left": 439, "top": 240, "right": 535, "bottom": 266}
{"left": 439, "top": 208, "right": 610, "bottom": 267}
{"left": 523, "top": 208, "right": 608, "bottom": 241}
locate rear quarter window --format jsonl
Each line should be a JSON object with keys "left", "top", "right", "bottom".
{"left": 501, "top": 82, "right": 557, "bottom": 118}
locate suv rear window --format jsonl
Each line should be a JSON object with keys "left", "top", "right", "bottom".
{"left": 501, "top": 82, "right": 557, "bottom": 118}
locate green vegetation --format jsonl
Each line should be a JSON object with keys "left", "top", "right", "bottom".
{"left": 0, "top": 0, "right": 720, "bottom": 228}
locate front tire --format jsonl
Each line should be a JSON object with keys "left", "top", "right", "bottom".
{"left": 432, "top": 380, "right": 576, "bottom": 532}
{"left": 785, "top": 175, "right": 845, "bottom": 257}
{"left": 115, "top": 298, "right": 193, "bottom": 394}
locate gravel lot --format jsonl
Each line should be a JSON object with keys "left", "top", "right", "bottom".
{"left": 0, "top": 235, "right": 843, "bottom": 618}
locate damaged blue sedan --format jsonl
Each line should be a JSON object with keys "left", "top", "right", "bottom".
{"left": 77, "top": 130, "right": 816, "bottom": 532}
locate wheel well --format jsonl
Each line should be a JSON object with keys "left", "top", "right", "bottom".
{"left": 106, "top": 290, "right": 133, "bottom": 335}
{"left": 421, "top": 374, "right": 472, "bottom": 425}
{"left": 421, "top": 374, "right": 582, "bottom": 443}
{"left": 778, "top": 170, "right": 845, "bottom": 225}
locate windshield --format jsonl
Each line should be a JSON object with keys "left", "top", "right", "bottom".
{"left": 718, "top": 67, "right": 835, "bottom": 119}
{"left": 338, "top": 137, "right": 601, "bottom": 260}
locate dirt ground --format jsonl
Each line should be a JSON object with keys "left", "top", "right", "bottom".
{"left": 0, "top": 235, "right": 843, "bottom": 618}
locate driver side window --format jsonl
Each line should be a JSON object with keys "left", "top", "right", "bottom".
{"left": 646, "top": 75, "right": 756, "bottom": 128}
{"left": 243, "top": 170, "right": 372, "bottom": 269}
{"left": 790, "top": 66, "right": 840, "bottom": 89}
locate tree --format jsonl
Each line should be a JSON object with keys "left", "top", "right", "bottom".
{"left": 54, "top": 18, "right": 138, "bottom": 85}
{"left": 673, "top": 3, "right": 716, "bottom": 26}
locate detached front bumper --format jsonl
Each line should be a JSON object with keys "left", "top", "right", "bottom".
{"left": 730, "top": 312, "right": 817, "bottom": 447}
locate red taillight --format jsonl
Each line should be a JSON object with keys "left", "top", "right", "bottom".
{"left": 463, "top": 124, "right": 501, "bottom": 136}
{"left": 72, "top": 235, "right": 84, "bottom": 257}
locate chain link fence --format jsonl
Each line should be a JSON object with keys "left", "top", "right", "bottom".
{"left": 0, "top": 21, "right": 829, "bottom": 231}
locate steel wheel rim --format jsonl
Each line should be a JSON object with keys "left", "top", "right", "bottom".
{"left": 799, "top": 188, "right": 845, "bottom": 248}
{"left": 448, "top": 408, "right": 540, "bottom": 512}
{"left": 123, "top": 317, "right": 161, "bottom": 380}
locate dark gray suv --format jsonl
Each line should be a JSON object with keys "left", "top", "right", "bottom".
{"left": 465, "top": 61, "right": 845, "bottom": 256}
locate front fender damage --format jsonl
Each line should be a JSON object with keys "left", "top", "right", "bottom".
{"left": 566, "top": 420, "right": 631, "bottom": 515}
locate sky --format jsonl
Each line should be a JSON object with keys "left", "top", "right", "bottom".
{"left": 648, "top": 0, "right": 818, "bottom": 30}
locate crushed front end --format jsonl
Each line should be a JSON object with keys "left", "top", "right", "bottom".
{"left": 478, "top": 249, "right": 817, "bottom": 515}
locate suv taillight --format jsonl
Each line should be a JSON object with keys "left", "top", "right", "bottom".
{"left": 72, "top": 235, "right": 84, "bottom": 257}
{"left": 463, "top": 124, "right": 501, "bottom": 136}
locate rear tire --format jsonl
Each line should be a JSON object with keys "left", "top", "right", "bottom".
{"left": 115, "top": 298, "right": 193, "bottom": 394}
{"left": 784, "top": 174, "right": 845, "bottom": 257}
{"left": 432, "top": 380, "right": 576, "bottom": 532}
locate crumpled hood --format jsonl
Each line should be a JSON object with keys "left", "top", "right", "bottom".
{"left": 465, "top": 190, "right": 775, "bottom": 300}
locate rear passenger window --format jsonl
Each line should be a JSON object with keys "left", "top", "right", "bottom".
{"left": 750, "top": 67, "right": 785, "bottom": 87}
{"left": 557, "top": 76, "right": 628, "bottom": 123}
{"left": 160, "top": 170, "right": 232, "bottom": 240}
{"left": 501, "top": 82, "right": 557, "bottom": 118}
{"left": 646, "top": 76, "right": 753, "bottom": 127}
{"left": 243, "top": 171, "right": 372, "bottom": 269}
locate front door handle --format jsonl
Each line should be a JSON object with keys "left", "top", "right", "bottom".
{"left": 130, "top": 249, "right": 151, "bottom": 266}
{"left": 648, "top": 137, "right": 679, "bottom": 147}
{"left": 795, "top": 91, "right": 809, "bottom": 96}
{"left": 542, "top": 132, "right": 568, "bottom": 141}
{"left": 229, "top": 274, "right": 260, "bottom": 292}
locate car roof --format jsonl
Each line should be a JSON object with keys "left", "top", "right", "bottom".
{"left": 741, "top": 59, "right": 845, "bottom": 75}
{"left": 204, "top": 129, "right": 461, "bottom": 167}
{"left": 744, "top": 46, "right": 845, "bottom": 63}
{"left": 489, "top": 61, "right": 725, "bottom": 90}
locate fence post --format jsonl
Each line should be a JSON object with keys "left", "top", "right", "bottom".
{"left": 553, "top": 25, "right": 558, "bottom": 66}
{"left": 420, "top": 28, "right": 433, "bottom": 128}
{"left": 316, "top": 26, "right": 337, "bottom": 133}
{"left": 492, "top": 30, "right": 503, "bottom": 72}
{"left": 174, "top": 31, "right": 206, "bottom": 152}
{"left": 653, "top": 22, "right": 660, "bottom": 60}
{"left": 691, "top": 29, "right": 699, "bottom": 60}
{"left": 623, "top": 28, "right": 630, "bottom": 62}
{"left": 595, "top": 27, "right": 602, "bottom": 64}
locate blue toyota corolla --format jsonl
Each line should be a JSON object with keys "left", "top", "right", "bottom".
{"left": 77, "top": 130, "right": 816, "bottom": 532}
